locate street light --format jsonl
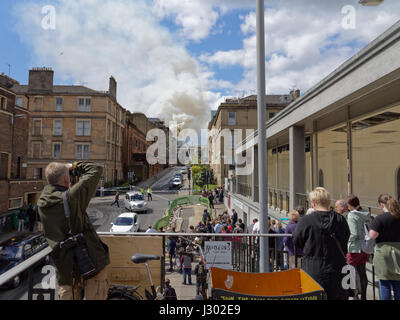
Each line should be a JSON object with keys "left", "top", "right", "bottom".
{"left": 359, "top": 0, "right": 384, "bottom": 6}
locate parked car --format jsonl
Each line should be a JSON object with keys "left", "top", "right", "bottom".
{"left": 0, "top": 232, "right": 50, "bottom": 289}
{"left": 124, "top": 191, "right": 148, "bottom": 213}
{"left": 180, "top": 168, "right": 187, "bottom": 175}
{"left": 110, "top": 213, "right": 139, "bottom": 233}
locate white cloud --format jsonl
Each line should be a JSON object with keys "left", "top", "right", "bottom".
{"left": 12, "top": 0, "right": 400, "bottom": 133}
{"left": 12, "top": 0, "right": 225, "bottom": 131}
{"left": 198, "top": 0, "right": 400, "bottom": 96}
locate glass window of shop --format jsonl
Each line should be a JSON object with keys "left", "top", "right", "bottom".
{"left": 277, "top": 146, "right": 290, "bottom": 211}
{"left": 267, "top": 148, "right": 276, "bottom": 189}
{"left": 352, "top": 104, "right": 400, "bottom": 214}
{"left": 317, "top": 125, "right": 348, "bottom": 205}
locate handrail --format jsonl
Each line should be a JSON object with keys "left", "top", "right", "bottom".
{"left": 0, "top": 246, "right": 52, "bottom": 287}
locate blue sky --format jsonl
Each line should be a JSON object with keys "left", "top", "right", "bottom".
{"left": 0, "top": 0, "right": 399, "bottom": 131}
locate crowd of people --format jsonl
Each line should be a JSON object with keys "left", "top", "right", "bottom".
{"left": 285, "top": 187, "right": 400, "bottom": 301}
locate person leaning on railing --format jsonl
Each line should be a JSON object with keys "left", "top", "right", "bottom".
{"left": 293, "top": 187, "right": 350, "bottom": 300}
{"left": 369, "top": 194, "right": 400, "bottom": 300}
{"left": 37, "top": 161, "right": 110, "bottom": 300}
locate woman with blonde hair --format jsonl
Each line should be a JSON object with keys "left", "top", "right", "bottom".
{"left": 293, "top": 187, "right": 350, "bottom": 300}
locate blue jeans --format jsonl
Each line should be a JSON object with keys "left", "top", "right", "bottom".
{"left": 183, "top": 268, "right": 192, "bottom": 284}
{"left": 379, "top": 280, "right": 400, "bottom": 300}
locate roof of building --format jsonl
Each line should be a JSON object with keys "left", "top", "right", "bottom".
{"left": 208, "top": 94, "right": 294, "bottom": 129}
{"left": 11, "top": 84, "right": 109, "bottom": 96}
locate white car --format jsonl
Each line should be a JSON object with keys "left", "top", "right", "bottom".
{"left": 124, "top": 191, "right": 148, "bottom": 213}
{"left": 110, "top": 212, "right": 139, "bottom": 233}
{"left": 180, "top": 168, "right": 187, "bottom": 174}
{"left": 171, "top": 178, "right": 182, "bottom": 188}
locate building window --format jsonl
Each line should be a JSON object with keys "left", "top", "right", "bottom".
{"left": 9, "top": 198, "right": 23, "bottom": 209}
{"left": 32, "top": 142, "right": 42, "bottom": 158}
{"left": 33, "top": 119, "right": 42, "bottom": 136}
{"left": 135, "top": 140, "right": 139, "bottom": 149}
{"left": 53, "top": 143, "right": 61, "bottom": 159}
{"left": 76, "top": 120, "right": 91, "bottom": 136}
{"left": 0, "top": 153, "right": 9, "bottom": 179}
{"left": 107, "top": 120, "right": 111, "bottom": 139}
{"left": 16, "top": 97, "right": 23, "bottom": 108}
{"left": 33, "top": 97, "right": 43, "bottom": 111}
{"left": 0, "top": 96, "right": 7, "bottom": 110}
{"left": 107, "top": 101, "right": 111, "bottom": 114}
{"left": 228, "top": 112, "right": 236, "bottom": 126}
{"left": 53, "top": 120, "right": 62, "bottom": 136}
{"left": 78, "top": 97, "right": 91, "bottom": 112}
{"left": 76, "top": 144, "right": 90, "bottom": 160}
{"left": 55, "top": 97, "right": 63, "bottom": 111}
{"left": 33, "top": 168, "right": 43, "bottom": 180}
{"left": 269, "top": 112, "right": 276, "bottom": 120}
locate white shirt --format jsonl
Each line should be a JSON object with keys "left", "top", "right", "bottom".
{"left": 252, "top": 221, "right": 260, "bottom": 234}
{"left": 146, "top": 228, "right": 157, "bottom": 233}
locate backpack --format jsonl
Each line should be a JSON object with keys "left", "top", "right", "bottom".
{"left": 360, "top": 222, "right": 375, "bottom": 254}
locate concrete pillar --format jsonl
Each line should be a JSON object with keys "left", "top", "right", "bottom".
{"left": 252, "top": 145, "right": 259, "bottom": 203}
{"left": 289, "top": 126, "right": 306, "bottom": 211}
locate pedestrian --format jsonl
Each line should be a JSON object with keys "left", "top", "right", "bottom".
{"left": 335, "top": 199, "right": 349, "bottom": 218}
{"left": 231, "top": 209, "right": 238, "bottom": 227}
{"left": 27, "top": 204, "right": 36, "bottom": 232}
{"left": 146, "top": 225, "right": 157, "bottom": 233}
{"left": 147, "top": 187, "right": 153, "bottom": 201}
{"left": 194, "top": 260, "right": 207, "bottom": 298}
{"left": 111, "top": 192, "right": 120, "bottom": 207}
{"left": 167, "top": 236, "right": 177, "bottom": 272}
{"left": 202, "top": 209, "right": 210, "bottom": 224}
{"left": 293, "top": 187, "right": 350, "bottom": 300}
{"left": 182, "top": 247, "right": 193, "bottom": 285}
{"left": 369, "top": 194, "right": 400, "bottom": 300}
{"left": 295, "top": 206, "right": 305, "bottom": 218}
{"left": 17, "top": 205, "right": 26, "bottom": 232}
{"left": 284, "top": 210, "right": 303, "bottom": 269}
{"left": 274, "top": 220, "right": 285, "bottom": 270}
{"left": 346, "top": 195, "right": 371, "bottom": 300}
{"left": 163, "top": 279, "right": 177, "bottom": 300}
{"left": 37, "top": 161, "right": 110, "bottom": 300}
{"left": 238, "top": 219, "right": 246, "bottom": 232}
{"left": 247, "top": 218, "right": 258, "bottom": 234}
{"left": 176, "top": 239, "right": 185, "bottom": 274}
{"left": 208, "top": 192, "right": 214, "bottom": 209}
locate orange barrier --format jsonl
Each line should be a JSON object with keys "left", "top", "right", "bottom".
{"left": 210, "top": 267, "right": 325, "bottom": 300}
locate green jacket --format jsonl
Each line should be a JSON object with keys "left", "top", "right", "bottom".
{"left": 347, "top": 209, "right": 371, "bottom": 253}
{"left": 37, "top": 161, "right": 110, "bottom": 286}
{"left": 373, "top": 242, "right": 400, "bottom": 281}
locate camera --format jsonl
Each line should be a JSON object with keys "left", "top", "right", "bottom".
{"left": 69, "top": 164, "right": 79, "bottom": 185}
{"left": 60, "top": 233, "right": 97, "bottom": 280}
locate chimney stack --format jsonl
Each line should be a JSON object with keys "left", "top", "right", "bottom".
{"left": 28, "top": 67, "right": 54, "bottom": 93}
{"left": 109, "top": 76, "right": 117, "bottom": 99}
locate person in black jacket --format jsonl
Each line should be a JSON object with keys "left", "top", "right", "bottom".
{"left": 293, "top": 187, "right": 350, "bottom": 300}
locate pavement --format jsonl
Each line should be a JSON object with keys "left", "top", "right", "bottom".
{"left": 164, "top": 197, "right": 228, "bottom": 300}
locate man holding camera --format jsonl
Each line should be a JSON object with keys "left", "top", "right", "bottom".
{"left": 37, "top": 161, "right": 110, "bottom": 300}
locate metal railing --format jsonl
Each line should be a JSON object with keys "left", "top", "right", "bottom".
{"left": 0, "top": 231, "right": 380, "bottom": 300}
{"left": 0, "top": 246, "right": 52, "bottom": 287}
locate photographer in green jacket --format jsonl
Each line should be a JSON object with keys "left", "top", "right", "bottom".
{"left": 37, "top": 161, "right": 110, "bottom": 300}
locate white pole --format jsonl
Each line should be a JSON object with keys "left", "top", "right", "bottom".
{"left": 256, "top": 0, "right": 269, "bottom": 273}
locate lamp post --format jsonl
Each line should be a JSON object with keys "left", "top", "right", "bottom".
{"left": 256, "top": 0, "right": 269, "bottom": 273}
